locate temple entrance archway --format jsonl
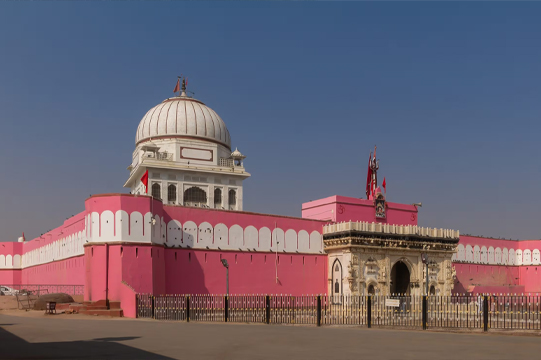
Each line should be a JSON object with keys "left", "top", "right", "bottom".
{"left": 390, "top": 261, "right": 410, "bottom": 295}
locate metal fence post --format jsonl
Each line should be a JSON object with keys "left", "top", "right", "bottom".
{"left": 483, "top": 295, "right": 488, "bottom": 332}
{"left": 186, "top": 295, "right": 190, "bottom": 323}
{"left": 317, "top": 295, "right": 321, "bottom": 327}
{"left": 225, "top": 295, "right": 229, "bottom": 322}
{"left": 422, "top": 295, "right": 427, "bottom": 330}
{"left": 367, "top": 295, "right": 372, "bottom": 328}
{"left": 265, "top": 295, "right": 270, "bottom": 324}
{"left": 151, "top": 295, "right": 155, "bottom": 319}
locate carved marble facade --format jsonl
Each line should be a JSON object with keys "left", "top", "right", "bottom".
{"left": 324, "top": 222, "right": 459, "bottom": 296}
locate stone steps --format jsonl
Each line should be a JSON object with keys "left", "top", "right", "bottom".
{"left": 80, "top": 309, "right": 124, "bottom": 317}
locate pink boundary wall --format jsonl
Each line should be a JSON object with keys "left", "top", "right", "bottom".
{"left": 82, "top": 194, "right": 328, "bottom": 317}
{"left": 4, "top": 193, "right": 541, "bottom": 318}
{"left": 23, "top": 256, "right": 85, "bottom": 285}
{"left": 454, "top": 235, "right": 541, "bottom": 294}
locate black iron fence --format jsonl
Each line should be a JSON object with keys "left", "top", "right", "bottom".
{"left": 137, "top": 294, "right": 541, "bottom": 331}
{"left": 1, "top": 284, "right": 84, "bottom": 296}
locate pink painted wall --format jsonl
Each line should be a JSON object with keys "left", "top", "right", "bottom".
{"left": 519, "top": 266, "right": 541, "bottom": 294}
{"left": 0, "top": 269, "right": 21, "bottom": 284}
{"left": 453, "top": 263, "right": 522, "bottom": 294}
{"left": 163, "top": 249, "right": 327, "bottom": 295}
{"left": 85, "top": 245, "right": 106, "bottom": 302}
{"left": 0, "top": 242, "right": 23, "bottom": 281}
{"left": 120, "top": 245, "right": 158, "bottom": 294}
{"left": 120, "top": 282, "right": 137, "bottom": 318}
{"left": 22, "top": 256, "right": 85, "bottom": 285}
{"left": 107, "top": 245, "right": 123, "bottom": 302}
{"left": 302, "top": 195, "right": 418, "bottom": 226}
{"left": 0, "top": 242, "right": 23, "bottom": 256}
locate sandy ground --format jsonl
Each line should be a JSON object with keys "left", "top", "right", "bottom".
{"left": 0, "top": 294, "right": 84, "bottom": 312}
{"left": 0, "top": 296, "right": 19, "bottom": 310}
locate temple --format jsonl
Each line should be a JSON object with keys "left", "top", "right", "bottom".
{"left": 0, "top": 79, "right": 539, "bottom": 317}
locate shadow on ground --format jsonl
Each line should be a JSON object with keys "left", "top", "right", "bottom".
{"left": 0, "top": 324, "right": 173, "bottom": 360}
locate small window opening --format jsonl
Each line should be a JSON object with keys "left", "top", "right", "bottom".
{"left": 184, "top": 186, "right": 207, "bottom": 207}
{"left": 168, "top": 184, "right": 177, "bottom": 203}
{"left": 214, "top": 188, "right": 222, "bottom": 207}
{"left": 228, "top": 189, "right": 237, "bottom": 208}
{"left": 152, "top": 183, "right": 161, "bottom": 199}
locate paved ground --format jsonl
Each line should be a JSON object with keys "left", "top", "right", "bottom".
{"left": 1, "top": 311, "right": 541, "bottom": 360}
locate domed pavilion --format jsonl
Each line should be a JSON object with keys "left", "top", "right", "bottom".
{"left": 124, "top": 78, "right": 250, "bottom": 210}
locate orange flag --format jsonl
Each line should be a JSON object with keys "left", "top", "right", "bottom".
{"left": 173, "top": 78, "right": 180, "bottom": 93}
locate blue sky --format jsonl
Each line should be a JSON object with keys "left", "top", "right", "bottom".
{"left": 0, "top": 2, "right": 540, "bottom": 241}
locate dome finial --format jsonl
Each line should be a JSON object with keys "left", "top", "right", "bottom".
{"left": 173, "top": 75, "right": 188, "bottom": 97}
{"left": 181, "top": 77, "right": 187, "bottom": 96}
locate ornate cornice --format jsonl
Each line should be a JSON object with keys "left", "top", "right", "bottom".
{"left": 324, "top": 232, "right": 457, "bottom": 254}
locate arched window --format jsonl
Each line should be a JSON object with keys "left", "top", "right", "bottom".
{"left": 332, "top": 259, "right": 342, "bottom": 296}
{"left": 167, "top": 184, "right": 177, "bottom": 203}
{"left": 184, "top": 186, "right": 207, "bottom": 207}
{"left": 152, "top": 183, "right": 161, "bottom": 199}
{"left": 228, "top": 189, "right": 237, "bottom": 208}
{"left": 214, "top": 188, "right": 222, "bottom": 208}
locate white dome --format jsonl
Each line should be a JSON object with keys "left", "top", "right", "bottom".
{"left": 136, "top": 96, "right": 231, "bottom": 148}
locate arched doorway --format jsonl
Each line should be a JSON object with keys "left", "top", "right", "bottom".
{"left": 390, "top": 261, "right": 410, "bottom": 295}
{"left": 367, "top": 284, "right": 376, "bottom": 295}
{"left": 429, "top": 285, "right": 436, "bottom": 295}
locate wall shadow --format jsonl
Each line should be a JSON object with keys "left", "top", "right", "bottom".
{"left": 0, "top": 326, "right": 174, "bottom": 360}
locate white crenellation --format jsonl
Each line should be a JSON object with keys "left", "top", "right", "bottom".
{"left": 18, "top": 229, "right": 86, "bottom": 270}
{"left": 12, "top": 210, "right": 325, "bottom": 271}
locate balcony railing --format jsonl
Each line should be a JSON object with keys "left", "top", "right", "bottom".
{"left": 219, "top": 158, "right": 234, "bottom": 167}
{"left": 144, "top": 151, "right": 173, "bottom": 161}
{"left": 219, "top": 158, "right": 244, "bottom": 168}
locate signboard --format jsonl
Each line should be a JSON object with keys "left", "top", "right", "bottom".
{"left": 385, "top": 299, "right": 400, "bottom": 307}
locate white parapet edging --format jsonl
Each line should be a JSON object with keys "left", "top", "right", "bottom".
{"left": 323, "top": 220, "right": 460, "bottom": 240}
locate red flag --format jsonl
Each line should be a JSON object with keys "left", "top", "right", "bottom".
{"left": 173, "top": 78, "right": 180, "bottom": 93}
{"left": 366, "top": 152, "right": 372, "bottom": 199}
{"left": 140, "top": 170, "right": 149, "bottom": 194}
{"left": 382, "top": 177, "right": 386, "bottom": 193}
